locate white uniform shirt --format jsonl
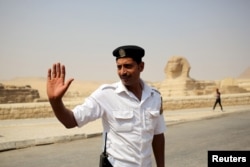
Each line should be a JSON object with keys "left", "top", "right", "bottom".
{"left": 73, "top": 80, "right": 166, "bottom": 167}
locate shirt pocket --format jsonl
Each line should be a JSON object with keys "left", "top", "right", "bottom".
{"left": 112, "top": 110, "right": 134, "bottom": 132}
{"left": 145, "top": 110, "right": 160, "bottom": 131}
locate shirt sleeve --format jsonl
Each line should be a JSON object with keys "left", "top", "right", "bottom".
{"left": 72, "top": 96, "right": 103, "bottom": 127}
{"left": 154, "top": 114, "right": 166, "bottom": 135}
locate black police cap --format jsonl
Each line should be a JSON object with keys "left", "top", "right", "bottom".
{"left": 112, "top": 45, "right": 145, "bottom": 61}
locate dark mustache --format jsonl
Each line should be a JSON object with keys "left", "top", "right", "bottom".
{"left": 120, "top": 73, "right": 129, "bottom": 78}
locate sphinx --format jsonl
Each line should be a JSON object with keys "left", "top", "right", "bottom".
{"left": 159, "top": 56, "right": 216, "bottom": 97}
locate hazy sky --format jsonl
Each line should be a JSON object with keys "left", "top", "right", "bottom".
{"left": 0, "top": 0, "right": 249, "bottom": 82}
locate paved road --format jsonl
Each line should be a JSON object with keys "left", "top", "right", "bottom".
{"left": 165, "top": 110, "right": 250, "bottom": 167}
{"left": 0, "top": 111, "right": 249, "bottom": 167}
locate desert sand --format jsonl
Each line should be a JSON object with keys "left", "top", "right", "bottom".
{"left": 0, "top": 77, "right": 108, "bottom": 100}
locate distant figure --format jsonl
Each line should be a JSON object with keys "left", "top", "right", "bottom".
{"left": 213, "top": 88, "right": 223, "bottom": 111}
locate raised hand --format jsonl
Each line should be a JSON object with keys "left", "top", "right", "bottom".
{"left": 47, "top": 63, "right": 74, "bottom": 101}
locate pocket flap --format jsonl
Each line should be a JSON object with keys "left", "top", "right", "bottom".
{"left": 113, "top": 110, "right": 133, "bottom": 119}
{"left": 148, "top": 110, "right": 160, "bottom": 117}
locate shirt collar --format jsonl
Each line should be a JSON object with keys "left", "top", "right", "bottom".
{"left": 115, "top": 80, "right": 153, "bottom": 99}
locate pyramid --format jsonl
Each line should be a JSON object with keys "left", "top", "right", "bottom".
{"left": 238, "top": 66, "right": 250, "bottom": 78}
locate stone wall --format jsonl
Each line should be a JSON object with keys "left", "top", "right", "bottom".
{"left": 0, "top": 93, "right": 249, "bottom": 120}
{"left": 0, "top": 83, "right": 40, "bottom": 104}
{"left": 163, "top": 93, "right": 250, "bottom": 110}
{"left": 0, "top": 101, "right": 82, "bottom": 120}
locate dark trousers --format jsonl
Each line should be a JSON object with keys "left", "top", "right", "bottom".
{"left": 213, "top": 98, "right": 223, "bottom": 110}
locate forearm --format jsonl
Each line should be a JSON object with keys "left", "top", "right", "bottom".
{"left": 152, "top": 133, "right": 165, "bottom": 167}
{"left": 49, "top": 99, "right": 77, "bottom": 128}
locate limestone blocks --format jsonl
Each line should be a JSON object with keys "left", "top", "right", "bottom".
{"left": 220, "top": 78, "right": 249, "bottom": 93}
{"left": 0, "top": 83, "right": 40, "bottom": 104}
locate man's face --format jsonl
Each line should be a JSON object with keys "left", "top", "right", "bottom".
{"left": 116, "top": 57, "right": 144, "bottom": 86}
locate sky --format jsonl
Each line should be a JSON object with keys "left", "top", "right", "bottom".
{"left": 0, "top": 0, "right": 249, "bottom": 82}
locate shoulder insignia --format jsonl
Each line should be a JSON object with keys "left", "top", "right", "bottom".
{"left": 152, "top": 87, "right": 161, "bottom": 95}
{"left": 100, "top": 84, "right": 116, "bottom": 91}
{"left": 160, "top": 96, "right": 163, "bottom": 115}
{"left": 151, "top": 87, "right": 163, "bottom": 114}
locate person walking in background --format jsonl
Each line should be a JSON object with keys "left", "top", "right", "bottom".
{"left": 213, "top": 88, "right": 223, "bottom": 111}
{"left": 46, "top": 45, "right": 166, "bottom": 167}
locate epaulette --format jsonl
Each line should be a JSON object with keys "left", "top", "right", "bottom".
{"left": 100, "top": 84, "right": 116, "bottom": 91}
{"left": 152, "top": 87, "right": 161, "bottom": 95}
{"left": 152, "top": 87, "right": 163, "bottom": 115}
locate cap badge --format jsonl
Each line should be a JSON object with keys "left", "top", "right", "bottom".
{"left": 119, "top": 49, "right": 126, "bottom": 57}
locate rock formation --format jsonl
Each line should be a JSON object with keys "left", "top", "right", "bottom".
{"left": 0, "top": 83, "right": 40, "bottom": 103}
{"left": 220, "top": 78, "right": 249, "bottom": 93}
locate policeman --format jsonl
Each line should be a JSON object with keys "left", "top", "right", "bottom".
{"left": 47, "top": 45, "right": 166, "bottom": 167}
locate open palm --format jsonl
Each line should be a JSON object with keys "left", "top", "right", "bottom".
{"left": 47, "top": 63, "right": 74, "bottom": 100}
